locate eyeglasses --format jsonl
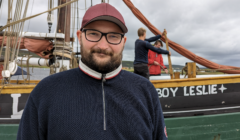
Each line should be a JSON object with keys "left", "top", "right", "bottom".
{"left": 81, "top": 29, "right": 124, "bottom": 45}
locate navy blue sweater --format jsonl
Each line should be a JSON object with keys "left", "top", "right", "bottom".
{"left": 134, "top": 35, "right": 169, "bottom": 65}
{"left": 17, "top": 68, "right": 167, "bottom": 140}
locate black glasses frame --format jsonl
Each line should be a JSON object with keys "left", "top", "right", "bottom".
{"left": 81, "top": 29, "right": 124, "bottom": 45}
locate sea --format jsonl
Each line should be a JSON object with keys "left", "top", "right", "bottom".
{"left": 11, "top": 68, "right": 50, "bottom": 80}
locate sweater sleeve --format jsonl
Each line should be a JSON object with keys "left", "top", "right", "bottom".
{"left": 17, "top": 96, "right": 42, "bottom": 140}
{"left": 145, "top": 35, "right": 161, "bottom": 42}
{"left": 153, "top": 99, "right": 168, "bottom": 140}
{"left": 146, "top": 42, "right": 169, "bottom": 54}
{"left": 148, "top": 50, "right": 155, "bottom": 65}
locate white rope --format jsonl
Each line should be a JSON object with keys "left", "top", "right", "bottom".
{"left": 14, "top": 0, "right": 30, "bottom": 62}
{"left": 0, "top": 0, "right": 4, "bottom": 20}
{"left": 10, "top": 0, "right": 24, "bottom": 61}
{"left": 3, "top": 0, "right": 13, "bottom": 71}
{"left": 76, "top": 0, "right": 80, "bottom": 58}
{"left": 53, "top": 0, "right": 62, "bottom": 65}
{"left": 27, "top": 0, "right": 34, "bottom": 31}
{"left": 0, "top": 0, "right": 78, "bottom": 31}
{"left": 71, "top": 1, "right": 76, "bottom": 49}
{"left": 61, "top": 0, "right": 69, "bottom": 64}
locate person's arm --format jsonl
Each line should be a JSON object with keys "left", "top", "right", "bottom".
{"left": 159, "top": 54, "right": 168, "bottom": 74}
{"left": 146, "top": 42, "right": 169, "bottom": 54}
{"left": 145, "top": 35, "right": 161, "bottom": 42}
{"left": 148, "top": 50, "right": 155, "bottom": 65}
{"left": 17, "top": 96, "right": 42, "bottom": 140}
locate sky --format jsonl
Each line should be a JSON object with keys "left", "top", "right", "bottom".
{"left": 0, "top": 0, "right": 240, "bottom": 67}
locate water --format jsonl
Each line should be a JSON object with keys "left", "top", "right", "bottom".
{"left": 11, "top": 68, "right": 50, "bottom": 80}
{"left": 10, "top": 69, "right": 171, "bottom": 81}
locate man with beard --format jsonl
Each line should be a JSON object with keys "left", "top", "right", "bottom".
{"left": 17, "top": 3, "right": 168, "bottom": 140}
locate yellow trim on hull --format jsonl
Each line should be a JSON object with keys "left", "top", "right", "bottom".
{"left": 0, "top": 85, "right": 35, "bottom": 94}
{"left": 1, "top": 75, "right": 240, "bottom": 94}
{"left": 151, "top": 75, "right": 240, "bottom": 88}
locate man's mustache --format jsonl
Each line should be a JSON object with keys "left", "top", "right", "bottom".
{"left": 91, "top": 48, "right": 113, "bottom": 56}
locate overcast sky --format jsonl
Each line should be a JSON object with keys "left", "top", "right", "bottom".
{"left": 0, "top": 0, "right": 239, "bottom": 67}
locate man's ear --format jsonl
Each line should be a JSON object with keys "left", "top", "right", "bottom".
{"left": 76, "top": 30, "right": 82, "bottom": 44}
{"left": 123, "top": 36, "right": 127, "bottom": 46}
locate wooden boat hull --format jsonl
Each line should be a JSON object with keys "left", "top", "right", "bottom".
{"left": 0, "top": 75, "right": 240, "bottom": 120}
{"left": 158, "top": 82, "right": 240, "bottom": 117}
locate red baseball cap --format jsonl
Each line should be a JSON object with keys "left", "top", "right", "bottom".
{"left": 80, "top": 3, "right": 128, "bottom": 33}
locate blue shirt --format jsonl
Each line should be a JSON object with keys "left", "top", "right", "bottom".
{"left": 134, "top": 35, "right": 169, "bottom": 65}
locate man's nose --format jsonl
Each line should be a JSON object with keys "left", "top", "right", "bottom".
{"left": 97, "top": 36, "right": 109, "bottom": 49}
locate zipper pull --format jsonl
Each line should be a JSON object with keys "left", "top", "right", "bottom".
{"left": 102, "top": 74, "right": 106, "bottom": 82}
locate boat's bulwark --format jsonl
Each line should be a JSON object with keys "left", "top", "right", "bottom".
{"left": 0, "top": 94, "right": 29, "bottom": 120}
{"left": 157, "top": 82, "right": 240, "bottom": 117}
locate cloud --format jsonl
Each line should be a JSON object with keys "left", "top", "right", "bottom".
{"left": 1, "top": 0, "right": 239, "bottom": 67}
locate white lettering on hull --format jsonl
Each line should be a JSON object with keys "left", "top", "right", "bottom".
{"left": 11, "top": 94, "right": 23, "bottom": 119}
{"left": 156, "top": 84, "right": 226, "bottom": 98}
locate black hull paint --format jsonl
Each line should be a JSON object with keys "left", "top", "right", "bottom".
{"left": 159, "top": 83, "right": 240, "bottom": 117}
{"left": 0, "top": 83, "right": 240, "bottom": 123}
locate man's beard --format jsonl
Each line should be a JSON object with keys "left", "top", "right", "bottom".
{"left": 80, "top": 41, "right": 123, "bottom": 74}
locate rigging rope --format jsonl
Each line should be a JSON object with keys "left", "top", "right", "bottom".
{"left": 61, "top": 0, "right": 69, "bottom": 68}
{"left": 53, "top": 0, "right": 62, "bottom": 68}
{"left": 122, "top": 0, "right": 240, "bottom": 74}
{"left": 76, "top": 0, "right": 79, "bottom": 59}
{"left": 0, "top": 0, "right": 4, "bottom": 20}
{"left": 27, "top": 0, "right": 34, "bottom": 31}
{"left": 12, "top": 0, "right": 30, "bottom": 62}
{"left": 3, "top": 0, "right": 13, "bottom": 71}
{"left": 0, "top": 0, "right": 78, "bottom": 31}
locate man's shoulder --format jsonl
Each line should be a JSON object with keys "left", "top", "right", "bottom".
{"left": 121, "top": 70, "right": 153, "bottom": 85}
{"left": 30, "top": 68, "right": 81, "bottom": 96}
{"left": 38, "top": 68, "right": 80, "bottom": 86}
{"left": 135, "top": 39, "right": 145, "bottom": 44}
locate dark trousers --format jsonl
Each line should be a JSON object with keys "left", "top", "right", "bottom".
{"left": 134, "top": 63, "right": 149, "bottom": 80}
{"left": 150, "top": 74, "right": 161, "bottom": 76}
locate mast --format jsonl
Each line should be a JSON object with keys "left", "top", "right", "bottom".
{"left": 3, "top": 0, "right": 12, "bottom": 76}
{"left": 47, "top": 0, "right": 54, "bottom": 33}
{"left": 57, "top": 0, "right": 71, "bottom": 42}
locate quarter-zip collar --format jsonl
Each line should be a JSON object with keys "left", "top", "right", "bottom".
{"left": 79, "top": 59, "right": 122, "bottom": 80}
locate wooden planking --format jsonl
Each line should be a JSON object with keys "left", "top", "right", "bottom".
{"left": 165, "top": 112, "right": 240, "bottom": 140}
{"left": 174, "top": 72, "right": 180, "bottom": 79}
{"left": 187, "top": 62, "right": 196, "bottom": 78}
{"left": 0, "top": 85, "right": 35, "bottom": 94}
{"left": 151, "top": 75, "right": 240, "bottom": 88}
{"left": 1, "top": 75, "right": 240, "bottom": 93}
{"left": 8, "top": 80, "right": 41, "bottom": 84}
{"left": 15, "top": 80, "right": 40, "bottom": 84}
{"left": 0, "top": 80, "right": 41, "bottom": 84}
